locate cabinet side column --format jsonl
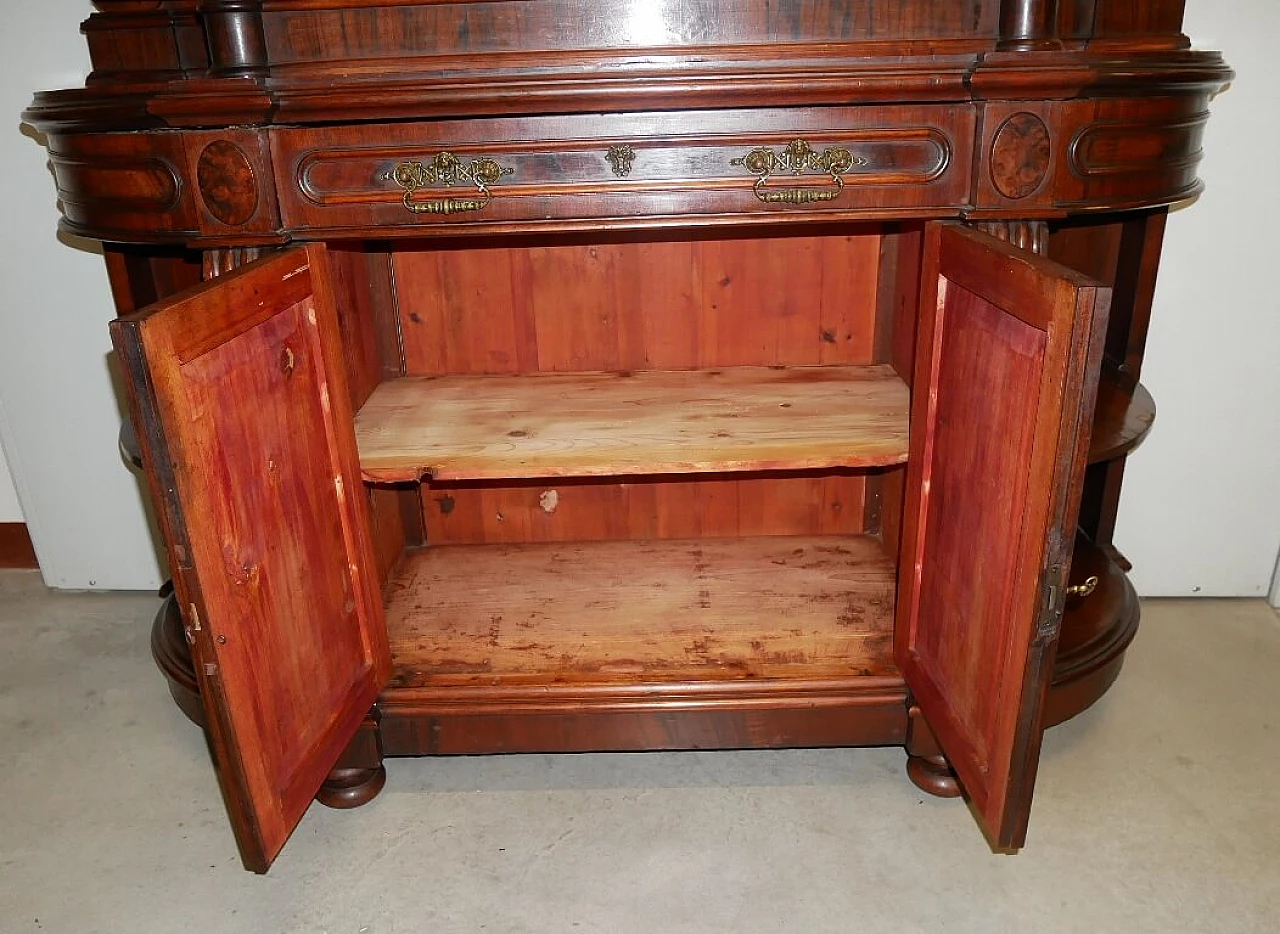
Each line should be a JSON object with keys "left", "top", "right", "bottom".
{"left": 998, "top": 0, "right": 1064, "bottom": 51}
{"left": 197, "top": 0, "right": 269, "bottom": 79}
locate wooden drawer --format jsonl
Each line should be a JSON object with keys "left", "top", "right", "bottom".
{"left": 273, "top": 106, "right": 976, "bottom": 235}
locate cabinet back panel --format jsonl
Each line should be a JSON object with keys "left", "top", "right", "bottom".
{"left": 392, "top": 232, "right": 881, "bottom": 374}
{"left": 419, "top": 472, "right": 866, "bottom": 545}
{"left": 390, "top": 232, "right": 882, "bottom": 545}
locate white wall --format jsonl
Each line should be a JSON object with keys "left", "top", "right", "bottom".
{"left": 0, "top": 1, "right": 163, "bottom": 589}
{"left": 0, "top": 435, "right": 24, "bottom": 522}
{"left": 1115, "top": 1, "right": 1280, "bottom": 597}
{"left": 0, "top": 1, "right": 1276, "bottom": 594}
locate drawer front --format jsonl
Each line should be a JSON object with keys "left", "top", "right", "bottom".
{"left": 273, "top": 106, "right": 975, "bottom": 234}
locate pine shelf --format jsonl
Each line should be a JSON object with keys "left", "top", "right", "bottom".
{"left": 356, "top": 364, "right": 910, "bottom": 482}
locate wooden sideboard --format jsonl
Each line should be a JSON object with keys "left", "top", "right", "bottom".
{"left": 25, "top": 0, "right": 1230, "bottom": 872}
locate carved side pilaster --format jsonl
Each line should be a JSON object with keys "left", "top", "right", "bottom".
{"left": 972, "top": 220, "right": 1050, "bottom": 256}
{"left": 998, "top": 0, "right": 1063, "bottom": 52}
{"left": 197, "top": 1, "right": 269, "bottom": 79}
{"left": 202, "top": 246, "right": 265, "bottom": 280}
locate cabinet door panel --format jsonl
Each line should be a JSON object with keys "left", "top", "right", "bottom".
{"left": 897, "top": 223, "right": 1109, "bottom": 850}
{"left": 111, "top": 245, "right": 390, "bottom": 872}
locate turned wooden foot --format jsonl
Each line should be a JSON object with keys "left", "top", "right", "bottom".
{"left": 316, "top": 765, "right": 387, "bottom": 809}
{"left": 905, "top": 703, "right": 962, "bottom": 798}
{"left": 906, "top": 752, "right": 962, "bottom": 798}
{"left": 315, "top": 715, "right": 386, "bottom": 808}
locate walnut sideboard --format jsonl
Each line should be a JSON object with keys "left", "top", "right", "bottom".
{"left": 25, "top": 0, "right": 1230, "bottom": 872}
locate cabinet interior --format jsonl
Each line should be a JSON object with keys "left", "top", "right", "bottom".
{"left": 326, "top": 223, "right": 921, "bottom": 692}
{"left": 110, "top": 212, "right": 1156, "bottom": 703}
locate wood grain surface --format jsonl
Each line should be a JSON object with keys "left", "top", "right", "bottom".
{"left": 897, "top": 223, "right": 1108, "bottom": 850}
{"left": 391, "top": 231, "right": 883, "bottom": 543}
{"left": 110, "top": 246, "right": 391, "bottom": 872}
{"left": 356, "top": 364, "right": 909, "bottom": 481}
{"left": 385, "top": 534, "right": 896, "bottom": 689}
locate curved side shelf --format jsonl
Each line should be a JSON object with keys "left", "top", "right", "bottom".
{"left": 151, "top": 591, "right": 205, "bottom": 728}
{"left": 1044, "top": 535, "right": 1141, "bottom": 728}
{"left": 1089, "top": 378, "right": 1155, "bottom": 463}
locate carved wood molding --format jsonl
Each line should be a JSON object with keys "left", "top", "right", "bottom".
{"left": 972, "top": 220, "right": 1050, "bottom": 255}
{"left": 203, "top": 246, "right": 266, "bottom": 280}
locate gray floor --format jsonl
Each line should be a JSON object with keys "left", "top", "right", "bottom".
{"left": 0, "top": 569, "right": 1277, "bottom": 934}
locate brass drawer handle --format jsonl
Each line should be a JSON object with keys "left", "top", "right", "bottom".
{"left": 731, "top": 139, "right": 866, "bottom": 205}
{"left": 1066, "top": 576, "right": 1100, "bottom": 599}
{"left": 384, "top": 153, "right": 514, "bottom": 215}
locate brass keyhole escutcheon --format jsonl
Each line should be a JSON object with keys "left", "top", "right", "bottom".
{"left": 280, "top": 346, "right": 295, "bottom": 378}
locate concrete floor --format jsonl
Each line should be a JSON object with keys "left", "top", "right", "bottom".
{"left": 0, "top": 569, "right": 1277, "bottom": 934}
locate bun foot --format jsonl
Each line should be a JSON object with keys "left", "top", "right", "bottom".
{"left": 907, "top": 753, "right": 962, "bottom": 798}
{"left": 316, "top": 766, "right": 386, "bottom": 809}
{"left": 905, "top": 703, "right": 962, "bottom": 798}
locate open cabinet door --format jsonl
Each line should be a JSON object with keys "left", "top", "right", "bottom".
{"left": 111, "top": 245, "right": 391, "bottom": 872}
{"left": 897, "top": 223, "right": 1110, "bottom": 851}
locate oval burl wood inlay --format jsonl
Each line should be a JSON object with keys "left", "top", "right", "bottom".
{"left": 990, "top": 113, "right": 1051, "bottom": 200}
{"left": 197, "top": 140, "right": 258, "bottom": 226}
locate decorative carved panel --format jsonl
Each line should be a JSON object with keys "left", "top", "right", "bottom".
{"left": 181, "top": 129, "right": 281, "bottom": 236}
{"left": 202, "top": 246, "right": 265, "bottom": 280}
{"left": 972, "top": 220, "right": 1050, "bottom": 255}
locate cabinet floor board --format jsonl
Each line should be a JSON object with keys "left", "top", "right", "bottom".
{"left": 384, "top": 535, "right": 897, "bottom": 690}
